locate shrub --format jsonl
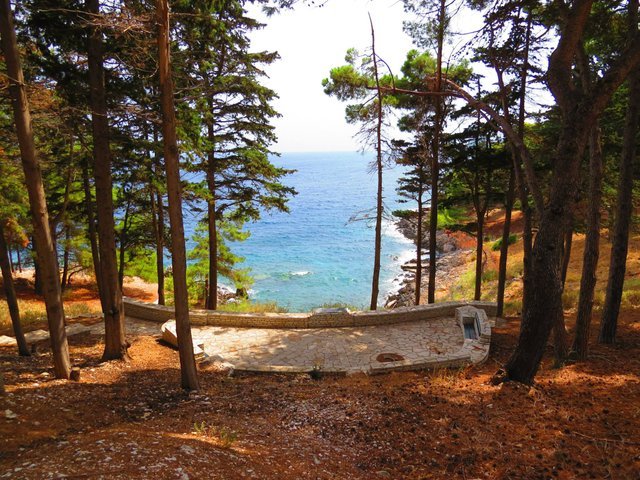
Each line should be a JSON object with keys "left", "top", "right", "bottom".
{"left": 491, "top": 234, "right": 518, "bottom": 251}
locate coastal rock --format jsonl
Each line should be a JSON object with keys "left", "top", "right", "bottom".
{"left": 217, "top": 285, "right": 237, "bottom": 303}
{"left": 386, "top": 222, "right": 470, "bottom": 309}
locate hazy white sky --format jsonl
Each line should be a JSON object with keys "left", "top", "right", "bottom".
{"left": 249, "top": 1, "right": 415, "bottom": 153}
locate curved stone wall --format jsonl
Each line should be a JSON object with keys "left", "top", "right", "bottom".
{"left": 123, "top": 297, "right": 497, "bottom": 329}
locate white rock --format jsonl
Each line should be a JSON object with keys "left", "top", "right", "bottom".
{"left": 4, "top": 409, "right": 17, "bottom": 419}
{"left": 0, "top": 336, "right": 17, "bottom": 347}
{"left": 180, "top": 445, "right": 195, "bottom": 455}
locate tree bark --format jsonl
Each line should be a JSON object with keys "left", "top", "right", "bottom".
{"left": 205, "top": 109, "right": 218, "bottom": 311}
{"left": 152, "top": 128, "right": 165, "bottom": 306}
{"left": 496, "top": 165, "right": 515, "bottom": 317}
{"left": 474, "top": 209, "right": 485, "bottom": 301}
{"left": 60, "top": 224, "right": 71, "bottom": 291}
{"left": 117, "top": 197, "right": 131, "bottom": 289}
{"left": 157, "top": 0, "right": 199, "bottom": 390}
{"left": 81, "top": 158, "right": 104, "bottom": 309}
{"left": 427, "top": 0, "right": 446, "bottom": 305}
{"left": 0, "top": 222, "right": 29, "bottom": 356}
{"left": 0, "top": 0, "right": 70, "bottom": 378}
{"left": 573, "top": 124, "right": 603, "bottom": 358}
{"left": 414, "top": 184, "right": 424, "bottom": 305}
{"left": 504, "top": 114, "right": 590, "bottom": 383}
{"left": 149, "top": 178, "right": 165, "bottom": 306}
{"left": 369, "top": 15, "right": 383, "bottom": 311}
{"left": 560, "top": 220, "right": 573, "bottom": 289}
{"left": 206, "top": 159, "right": 218, "bottom": 311}
{"left": 600, "top": 64, "right": 640, "bottom": 343}
{"left": 33, "top": 246, "right": 42, "bottom": 296}
{"left": 86, "top": 0, "right": 128, "bottom": 361}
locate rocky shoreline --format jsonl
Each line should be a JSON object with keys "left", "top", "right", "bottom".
{"left": 385, "top": 218, "right": 473, "bottom": 308}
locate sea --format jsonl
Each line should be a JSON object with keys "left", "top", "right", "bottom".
{"left": 183, "top": 151, "right": 415, "bottom": 312}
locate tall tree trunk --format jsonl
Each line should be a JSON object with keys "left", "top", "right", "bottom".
{"left": 60, "top": 224, "right": 71, "bottom": 291}
{"left": 86, "top": 0, "right": 127, "bottom": 361}
{"left": 599, "top": 0, "right": 640, "bottom": 343}
{"left": 81, "top": 158, "right": 104, "bottom": 309}
{"left": 560, "top": 219, "right": 573, "bottom": 289}
{"left": 474, "top": 209, "right": 485, "bottom": 301}
{"left": 205, "top": 111, "right": 218, "bottom": 311}
{"left": 16, "top": 245, "right": 21, "bottom": 273}
{"left": 369, "top": 15, "right": 383, "bottom": 311}
{"left": 0, "top": 222, "right": 29, "bottom": 356}
{"left": 573, "top": 124, "right": 603, "bottom": 359}
{"left": 496, "top": 166, "right": 515, "bottom": 317}
{"left": 157, "top": 0, "right": 199, "bottom": 391}
{"left": 149, "top": 179, "right": 164, "bottom": 305}
{"left": 554, "top": 216, "right": 573, "bottom": 361}
{"left": 427, "top": 0, "right": 446, "bottom": 304}
{"left": 117, "top": 198, "right": 131, "bottom": 289}
{"left": 518, "top": 176, "right": 534, "bottom": 315}
{"left": 206, "top": 162, "right": 218, "bottom": 311}
{"left": 504, "top": 115, "right": 589, "bottom": 383}
{"left": 414, "top": 185, "right": 424, "bottom": 306}
{"left": 0, "top": 0, "right": 70, "bottom": 378}
{"left": 600, "top": 65, "right": 640, "bottom": 343}
{"left": 153, "top": 129, "right": 165, "bottom": 306}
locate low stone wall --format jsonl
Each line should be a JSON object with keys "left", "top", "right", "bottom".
{"left": 123, "top": 297, "right": 497, "bottom": 329}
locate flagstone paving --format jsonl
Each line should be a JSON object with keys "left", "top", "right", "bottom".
{"left": 2, "top": 313, "right": 491, "bottom": 374}
{"left": 188, "top": 317, "right": 468, "bottom": 374}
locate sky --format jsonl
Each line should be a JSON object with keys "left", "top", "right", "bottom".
{"left": 249, "top": 1, "right": 415, "bottom": 153}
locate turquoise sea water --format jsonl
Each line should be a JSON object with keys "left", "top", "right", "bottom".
{"left": 184, "top": 151, "right": 414, "bottom": 312}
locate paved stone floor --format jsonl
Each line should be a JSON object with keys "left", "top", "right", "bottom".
{"left": 2, "top": 316, "right": 478, "bottom": 374}
{"left": 189, "top": 318, "right": 466, "bottom": 374}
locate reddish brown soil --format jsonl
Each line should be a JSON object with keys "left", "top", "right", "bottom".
{"left": 1, "top": 311, "right": 639, "bottom": 479}
{"left": 0, "top": 274, "right": 157, "bottom": 336}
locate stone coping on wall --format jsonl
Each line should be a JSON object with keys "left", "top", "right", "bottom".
{"left": 124, "top": 297, "right": 497, "bottom": 329}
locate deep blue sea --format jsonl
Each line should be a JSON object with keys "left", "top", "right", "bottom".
{"left": 183, "top": 151, "right": 414, "bottom": 312}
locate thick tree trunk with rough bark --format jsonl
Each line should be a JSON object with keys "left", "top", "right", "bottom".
{"left": 504, "top": 116, "right": 589, "bottom": 383}
{"left": 600, "top": 64, "right": 640, "bottom": 343}
{"left": 0, "top": 0, "right": 70, "bottom": 378}
{"left": 0, "top": 222, "right": 29, "bottom": 356}
{"left": 86, "top": 0, "right": 128, "bottom": 361}
{"left": 157, "top": 0, "right": 199, "bottom": 391}
{"left": 573, "top": 125, "right": 603, "bottom": 359}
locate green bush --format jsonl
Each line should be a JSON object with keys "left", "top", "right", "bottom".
{"left": 491, "top": 234, "right": 518, "bottom": 251}
{"left": 437, "top": 206, "right": 469, "bottom": 229}
{"left": 218, "top": 299, "right": 288, "bottom": 313}
{"left": 124, "top": 248, "right": 158, "bottom": 284}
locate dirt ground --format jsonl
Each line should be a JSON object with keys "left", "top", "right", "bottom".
{"left": 1, "top": 309, "right": 639, "bottom": 479}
